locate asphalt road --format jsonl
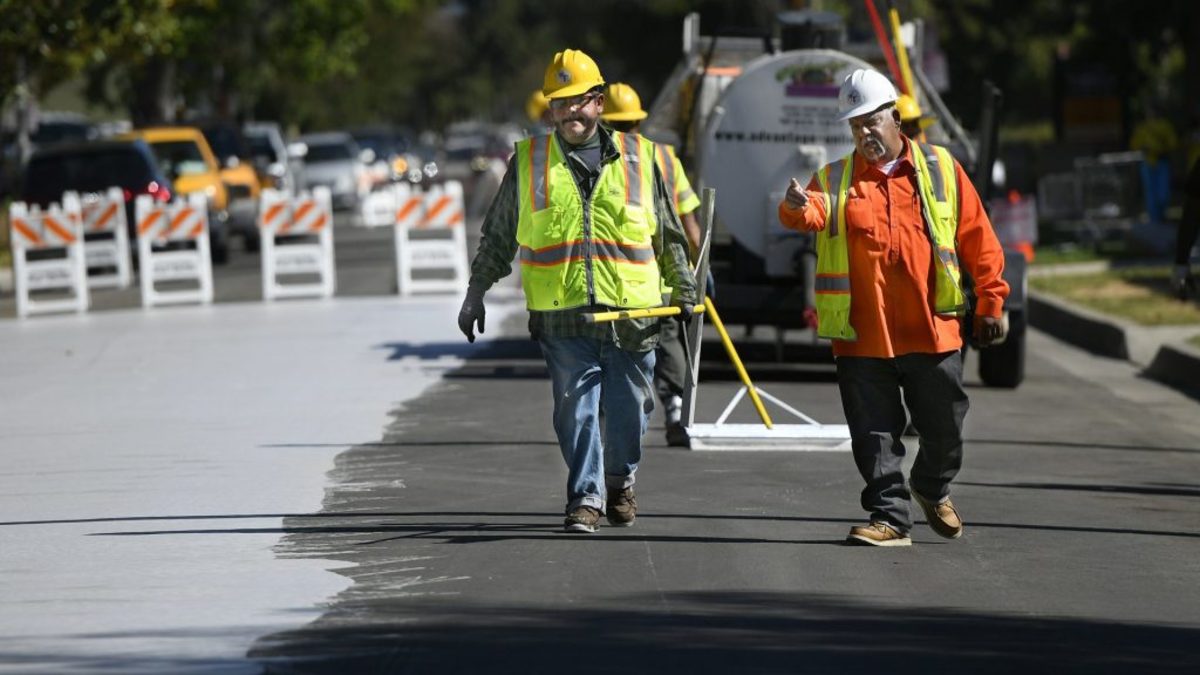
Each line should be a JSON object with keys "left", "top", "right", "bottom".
{"left": 2, "top": 193, "right": 1199, "bottom": 673}
{"left": 244, "top": 307, "right": 1200, "bottom": 674}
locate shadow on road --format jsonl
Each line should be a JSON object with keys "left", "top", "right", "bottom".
{"left": 248, "top": 591, "right": 1199, "bottom": 674}
{"left": 959, "top": 480, "right": 1200, "bottom": 498}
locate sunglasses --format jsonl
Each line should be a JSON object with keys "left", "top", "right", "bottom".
{"left": 549, "top": 91, "right": 601, "bottom": 112}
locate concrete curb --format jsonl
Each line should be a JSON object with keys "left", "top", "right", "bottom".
{"left": 1146, "top": 342, "right": 1200, "bottom": 393}
{"left": 1029, "top": 289, "right": 1200, "bottom": 393}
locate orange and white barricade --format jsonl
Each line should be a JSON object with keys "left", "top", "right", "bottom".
{"left": 394, "top": 180, "right": 468, "bottom": 296}
{"left": 360, "top": 186, "right": 400, "bottom": 228}
{"left": 258, "top": 187, "right": 335, "bottom": 300}
{"left": 9, "top": 192, "right": 90, "bottom": 318}
{"left": 81, "top": 187, "right": 132, "bottom": 289}
{"left": 135, "top": 193, "right": 214, "bottom": 307}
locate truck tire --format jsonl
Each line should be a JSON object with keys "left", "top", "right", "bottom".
{"left": 978, "top": 311, "right": 1026, "bottom": 388}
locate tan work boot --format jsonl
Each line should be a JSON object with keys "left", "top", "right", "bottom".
{"left": 911, "top": 490, "right": 963, "bottom": 539}
{"left": 564, "top": 505, "right": 601, "bottom": 533}
{"left": 606, "top": 486, "right": 637, "bottom": 527}
{"left": 846, "top": 521, "right": 912, "bottom": 547}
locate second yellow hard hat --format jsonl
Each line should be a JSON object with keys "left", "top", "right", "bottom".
{"left": 526, "top": 89, "right": 549, "bottom": 122}
{"left": 601, "top": 83, "right": 648, "bottom": 122}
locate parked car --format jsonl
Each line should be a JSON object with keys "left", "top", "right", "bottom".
{"left": 349, "top": 126, "right": 405, "bottom": 189}
{"left": 120, "top": 126, "right": 230, "bottom": 263}
{"left": 200, "top": 122, "right": 262, "bottom": 251}
{"left": 243, "top": 121, "right": 297, "bottom": 194}
{"left": 296, "top": 131, "right": 367, "bottom": 211}
{"left": 19, "top": 140, "right": 173, "bottom": 240}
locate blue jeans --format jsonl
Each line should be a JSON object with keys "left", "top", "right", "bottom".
{"left": 539, "top": 336, "right": 655, "bottom": 513}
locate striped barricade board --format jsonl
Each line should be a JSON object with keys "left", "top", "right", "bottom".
{"left": 8, "top": 192, "right": 90, "bottom": 318}
{"left": 258, "top": 187, "right": 335, "bottom": 300}
{"left": 81, "top": 187, "right": 132, "bottom": 289}
{"left": 135, "top": 194, "right": 214, "bottom": 307}
{"left": 394, "top": 180, "right": 468, "bottom": 296}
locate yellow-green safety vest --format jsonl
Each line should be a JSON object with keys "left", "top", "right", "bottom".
{"left": 653, "top": 142, "right": 699, "bottom": 296}
{"left": 812, "top": 141, "right": 965, "bottom": 341}
{"left": 515, "top": 130, "right": 662, "bottom": 311}
{"left": 654, "top": 142, "right": 700, "bottom": 216}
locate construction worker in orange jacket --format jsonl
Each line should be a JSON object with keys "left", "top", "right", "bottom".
{"left": 779, "top": 69, "right": 1009, "bottom": 547}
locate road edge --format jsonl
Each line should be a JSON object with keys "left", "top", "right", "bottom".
{"left": 1029, "top": 289, "right": 1200, "bottom": 394}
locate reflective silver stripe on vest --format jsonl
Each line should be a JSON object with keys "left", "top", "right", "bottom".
{"left": 621, "top": 133, "right": 642, "bottom": 207}
{"left": 530, "top": 135, "right": 549, "bottom": 211}
{"left": 937, "top": 247, "right": 960, "bottom": 269}
{"left": 826, "top": 158, "right": 849, "bottom": 237}
{"left": 520, "top": 239, "right": 655, "bottom": 266}
{"left": 656, "top": 143, "right": 676, "bottom": 206}
{"left": 678, "top": 187, "right": 696, "bottom": 206}
{"left": 918, "top": 143, "right": 946, "bottom": 202}
{"left": 814, "top": 275, "right": 851, "bottom": 293}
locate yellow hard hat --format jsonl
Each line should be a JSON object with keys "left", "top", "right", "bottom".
{"left": 543, "top": 49, "right": 605, "bottom": 99}
{"left": 526, "top": 89, "right": 549, "bottom": 122}
{"left": 601, "top": 83, "right": 648, "bottom": 122}
{"left": 896, "top": 94, "right": 935, "bottom": 128}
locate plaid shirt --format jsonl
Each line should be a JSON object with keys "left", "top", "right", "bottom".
{"left": 469, "top": 127, "right": 697, "bottom": 352}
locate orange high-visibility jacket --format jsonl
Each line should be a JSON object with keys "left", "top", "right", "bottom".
{"left": 779, "top": 140, "right": 1009, "bottom": 359}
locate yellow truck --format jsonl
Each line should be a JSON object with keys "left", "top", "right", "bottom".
{"left": 119, "top": 126, "right": 230, "bottom": 263}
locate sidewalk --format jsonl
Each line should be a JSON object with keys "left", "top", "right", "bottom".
{"left": 1028, "top": 262, "right": 1200, "bottom": 396}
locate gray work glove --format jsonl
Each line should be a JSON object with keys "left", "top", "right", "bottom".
{"left": 458, "top": 283, "right": 486, "bottom": 343}
{"left": 1173, "top": 265, "right": 1196, "bottom": 301}
{"left": 671, "top": 294, "right": 697, "bottom": 324}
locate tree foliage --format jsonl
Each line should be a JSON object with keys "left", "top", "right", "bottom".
{"left": 4, "top": 0, "right": 1197, "bottom": 138}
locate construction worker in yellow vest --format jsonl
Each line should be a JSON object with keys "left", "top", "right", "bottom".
{"left": 458, "top": 50, "right": 697, "bottom": 533}
{"left": 896, "top": 94, "right": 935, "bottom": 143}
{"left": 525, "top": 88, "right": 553, "bottom": 134}
{"left": 601, "top": 81, "right": 702, "bottom": 447}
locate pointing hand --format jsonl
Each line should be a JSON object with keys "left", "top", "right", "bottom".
{"left": 784, "top": 178, "right": 809, "bottom": 210}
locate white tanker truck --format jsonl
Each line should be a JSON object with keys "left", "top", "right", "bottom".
{"left": 644, "top": 11, "right": 1027, "bottom": 388}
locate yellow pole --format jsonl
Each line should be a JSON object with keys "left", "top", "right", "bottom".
{"left": 888, "top": 4, "right": 917, "bottom": 101}
{"left": 703, "top": 296, "right": 773, "bottom": 429}
{"left": 581, "top": 304, "right": 706, "bottom": 324}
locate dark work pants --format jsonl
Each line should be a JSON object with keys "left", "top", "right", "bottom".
{"left": 653, "top": 317, "right": 687, "bottom": 406}
{"left": 836, "top": 351, "right": 969, "bottom": 532}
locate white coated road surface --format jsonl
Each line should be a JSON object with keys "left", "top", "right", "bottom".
{"left": 0, "top": 295, "right": 522, "bottom": 673}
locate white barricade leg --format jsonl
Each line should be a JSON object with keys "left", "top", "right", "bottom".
{"left": 259, "top": 188, "right": 284, "bottom": 301}
{"left": 137, "top": 196, "right": 155, "bottom": 308}
{"left": 451, "top": 224, "right": 469, "bottom": 295}
{"left": 12, "top": 238, "right": 30, "bottom": 319}
{"left": 395, "top": 224, "right": 412, "bottom": 296}
{"left": 110, "top": 187, "right": 132, "bottom": 289}
{"left": 316, "top": 187, "right": 336, "bottom": 298}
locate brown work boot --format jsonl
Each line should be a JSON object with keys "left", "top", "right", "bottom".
{"left": 846, "top": 521, "right": 912, "bottom": 547}
{"left": 606, "top": 486, "right": 638, "bottom": 527}
{"left": 563, "top": 505, "right": 601, "bottom": 533}
{"left": 911, "top": 490, "right": 963, "bottom": 539}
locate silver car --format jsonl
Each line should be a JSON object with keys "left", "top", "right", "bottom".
{"left": 296, "top": 132, "right": 368, "bottom": 211}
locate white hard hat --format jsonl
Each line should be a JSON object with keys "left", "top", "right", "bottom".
{"left": 837, "top": 69, "right": 898, "bottom": 121}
